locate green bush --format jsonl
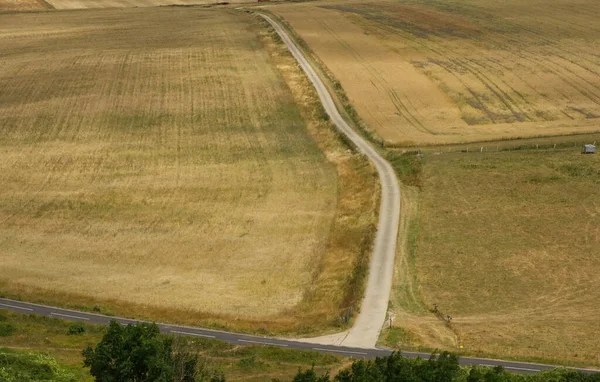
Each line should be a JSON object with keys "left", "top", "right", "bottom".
{"left": 0, "top": 323, "right": 16, "bottom": 337}
{"left": 237, "top": 355, "right": 265, "bottom": 369}
{"left": 66, "top": 323, "right": 85, "bottom": 336}
{"left": 83, "top": 320, "right": 224, "bottom": 382}
{"left": 0, "top": 349, "right": 76, "bottom": 382}
{"left": 289, "top": 351, "right": 600, "bottom": 382}
{"left": 385, "top": 150, "right": 423, "bottom": 187}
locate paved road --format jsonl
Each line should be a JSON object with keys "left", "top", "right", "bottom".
{"left": 2, "top": 297, "right": 598, "bottom": 375}
{"left": 259, "top": 13, "right": 401, "bottom": 349}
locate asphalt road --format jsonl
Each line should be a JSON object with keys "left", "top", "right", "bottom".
{"left": 258, "top": 13, "right": 401, "bottom": 349}
{"left": 1, "top": 297, "right": 598, "bottom": 375}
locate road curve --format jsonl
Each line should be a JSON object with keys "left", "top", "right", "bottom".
{"left": 258, "top": 13, "right": 401, "bottom": 349}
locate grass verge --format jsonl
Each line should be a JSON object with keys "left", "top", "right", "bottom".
{"left": 0, "top": 309, "right": 345, "bottom": 381}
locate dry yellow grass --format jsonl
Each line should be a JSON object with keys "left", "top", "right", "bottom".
{"left": 0, "top": 0, "right": 51, "bottom": 11}
{"left": 384, "top": 140, "right": 600, "bottom": 366}
{"left": 44, "top": 0, "right": 252, "bottom": 10}
{"left": 0, "top": 7, "right": 377, "bottom": 333}
{"left": 269, "top": 0, "right": 600, "bottom": 145}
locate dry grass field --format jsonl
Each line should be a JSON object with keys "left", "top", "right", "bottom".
{"left": 0, "top": 7, "right": 378, "bottom": 333}
{"left": 270, "top": 0, "right": 600, "bottom": 145}
{"left": 383, "top": 140, "right": 600, "bottom": 365}
{"left": 0, "top": 0, "right": 254, "bottom": 11}
{"left": 44, "top": 0, "right": 253, "bottom": 11}
{"left": 0, "top": 0, "right": 51, "bottom": 11}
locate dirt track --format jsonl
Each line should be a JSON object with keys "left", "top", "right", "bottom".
{"left": 260, "top": 13, "right": 401, "bottom": 348}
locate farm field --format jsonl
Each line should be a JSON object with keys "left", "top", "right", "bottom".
{"left": 44, "top": 0, "right": 254, "bottom": 11}
{"left": 385, "top": 139, "right": 600, "bottom": 366}
{"left": 0, "top": 0, "right": 255, "bottom": 11}
{"left": 0, "top": 0, "right": 51, "bottom": 11}
{"left": 270, "top": 0, "right": 600, "bottom": 145}
{"left": 0, "top": 7, "right": 377, "bottom": 333}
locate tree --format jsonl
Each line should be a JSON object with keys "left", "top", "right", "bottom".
{"left": 415, "top": 351, "right": 461, "bottom": 382}
{"left": 83, "top": 320, "right": 175, "bottom": 382}
{"left": 292, "top": 367, "right": 330, "bottom": 382}
{"left": 292, "top": 351, "right": 599, "bottom": 382}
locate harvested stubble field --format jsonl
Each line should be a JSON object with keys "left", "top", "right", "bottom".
{"left": 384, "top": 141, "right": 600, "bottom": 366}
{"left": 270, "top": 0, "right": 600, "bottom": 145}
{"left": 43, "top": 0, "right": 254, "bottom": 11}
{"left": 0, "top": 0, "right": 51, "bottom": 11}
{"left": 0, "top": 7, "right": 378, "bottom": 333}
{"left": 0, "top": 0, "right": 254, "bottom": 11}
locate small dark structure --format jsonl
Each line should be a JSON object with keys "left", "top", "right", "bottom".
{"left": 583, "top": 144, "right": 596, "bottom": 154}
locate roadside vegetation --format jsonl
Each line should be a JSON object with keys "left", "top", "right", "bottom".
{"left": 2, "top": 310, "right": 597, "bottom": 381}
{"left": 0, "top": 310, "right": 342, "bottom": 381}
{"left": 0, "top": 6, "right": 377, "bottom": 335}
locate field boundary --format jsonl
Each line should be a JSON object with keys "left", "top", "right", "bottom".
{"left": 256, "top": 9, "right": 387, "bottom": 147}
{"left": 257, "top": 11, "right": 402, "bottom": 348}
{"left": 255, "top": 12, "right": 381, "bottom": 334}
{"left": 38, "top": 0, "right": 54, "bottom": 8}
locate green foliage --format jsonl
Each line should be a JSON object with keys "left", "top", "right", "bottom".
{"left": 237, "top": 355, "right": 265, "bottom": 369}
{"left": 292, "top": 367, "right": 330, "bottom": 382}
{"left": 0, "top": 323, "right": 16, "bottom": 337}
{"left": 0, "top": 348, "right": 76, "bottom": 382}
{"left": 380, "top": 326, "right": 417, "bottom": 348}
{"left": 67, "top": 323, "right": 86, "bottom": 336}
{"left": 467, "top": 366, "right": 511, "bottom": 382}
{"left": 333, "top": 351, "right": 460, "bottom": 382}
{"left": 83, "top": 320, "right": 225, "bottom": 382}
{"left": 83, "top": 321, "right": 174, "bottom": 381}
{"left": 385, "top": 151, "right": 423, "bottom": 187}
{"left": 290, "top": 351, "right": 600, "bottom": 382}
{"left": 557, "top": 163, "right": 600, "bottom": 178}
{"left": 91, "top": 305, "right": 115, "bottom": 316}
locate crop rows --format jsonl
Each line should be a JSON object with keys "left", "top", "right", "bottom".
{"left": 0, "top": 8, "right": 338, "bottom": 322}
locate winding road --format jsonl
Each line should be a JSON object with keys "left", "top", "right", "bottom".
{"left": 0, "top": 12, "right": 598, "bottom": 376}
{"left": 259, "top": 13, "right": 401, "bottom": 349}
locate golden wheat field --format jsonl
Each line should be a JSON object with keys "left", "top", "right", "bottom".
{"left": 0, "top": 0, "right": 50, "bottom": 11}
{"left": 270, "top": 0, "right": 600, "bottom": 145}
{"left": 0, "top": 0, "right": 256, "bottom": 13}
{"left": 0, "top": 7, "right": 377, "bottom": 332}
{"left": 43, "top": 0, "right": 254, "bottom": 11}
